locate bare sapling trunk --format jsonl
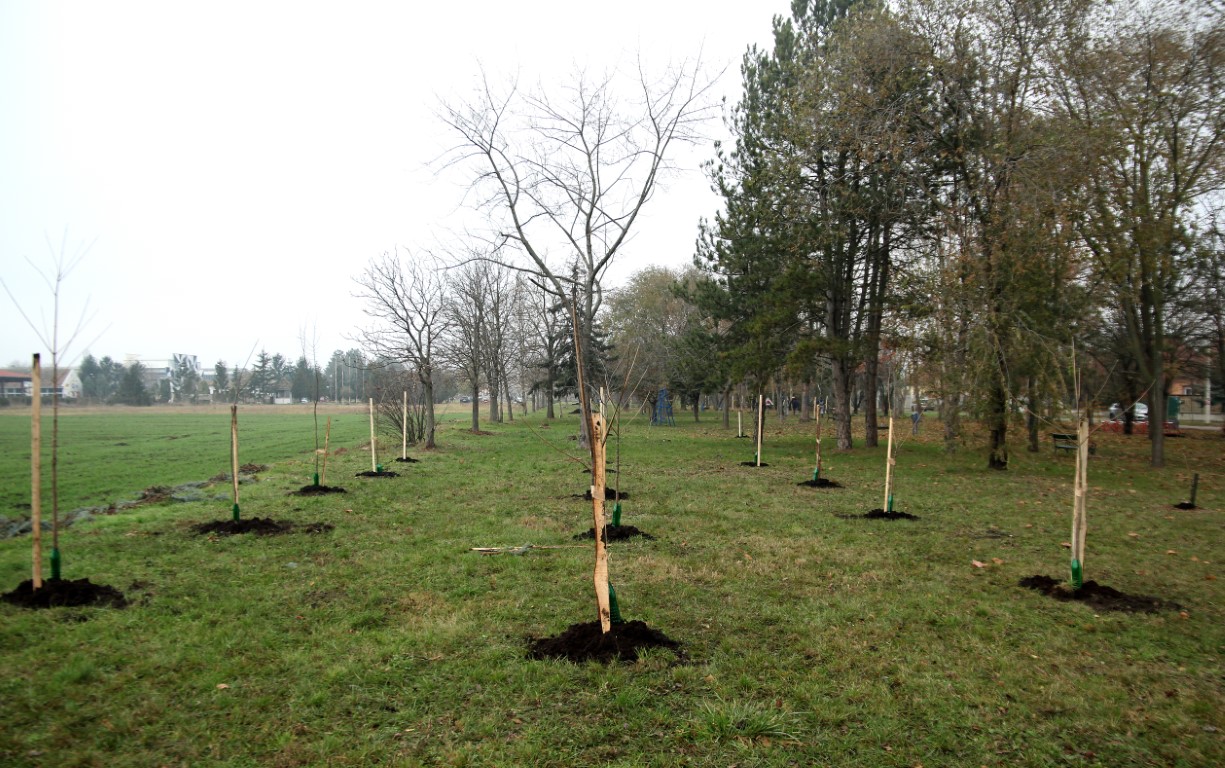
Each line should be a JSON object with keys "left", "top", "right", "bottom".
{"left": 31, "top": 354, "right": 43, "bottom": 589}
{"left": 369, "top": 398, "right": 377, "bottom": 472}
{"left": 814, "top": 403, "right": 823, "bottom": 481}
{"left": 230, "top": 405, "right": 240, "bottom": 520}
{"left": 883, "top": 415, "right": 896, "bottom": 512}
{"left": 591, "top": 413, "right": 611, "bottom": 633}
{"left": 321, "top": 417, "right": 332, "bottom": 486}
{"left": 756, "top": 394, "right": 765, "bottom": 466}
{"left": 402, "top": 390, "right": 408, "bottom": 459}
{"left": 1071, "top": 410, "right": 1089, "bottom": 589}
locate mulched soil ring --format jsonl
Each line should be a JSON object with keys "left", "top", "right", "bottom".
{"left": 292, "top": 485, "right": 348, "bottom": 496}
{"left": 1019, "top": 575, "right": 1178, "bottom": 613}
{"left": 528, "top": 619, "right": 682, "bottom": 663}
{"left": 797, "top": 478, "right": 842, "bottom": 488}
{"left": 739, "top": 462, "right": 770, "bottom": 467}
{"left": 836, "top": 509, "right": 919, "bottom": 520}
{"left": 1173, "top": 502, "right": 1197, "bottom": 510}
{"left": 573, "top": 525, "right": 656, "bottom": 542}
{"left": 190, "top": 518, "right": 333, "bottom": 536}
{"left": 394, "top": 456, "right": 420, "bottom": 463}
{"left": 355, "top": 470, "right": 400, "bottom": 478}
{"left": 573, "top": 488, "right": 628, "bottom": 501}
{"left": 2, "top": 578, "right": 128, "bottom": 609}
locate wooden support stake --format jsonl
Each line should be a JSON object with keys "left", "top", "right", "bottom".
{"left": 756, "top": 394, "right": 764, "bottom": 467}
{"left": 1190, "top": 473, "right": 1199, "bottom": 507}
{"left": 321, "top": 416, "right": 332, "bottom": 486}
{"left": 815, "top": 403, "right": 823, "bottom": 475}
{"left": 368, "top": 398, "right": 377, "bottom": 472}
{"left": 737, "top": 410, "right": 742, "bottom": 438}
{"left": 230, "top": 405, "right": 240, "bottom": 520}
{"left": 402, "top": 390, "right": 408, "bottom": 459}
{"left": 1072, "top": 412, "right": 1089, "bottom": 567}
{"left": 31, "top": 354, "right": 42, "bottom": 589}
{"left": 883, "top": 415, "right": 896, "bottom": 511}
{"left": 591, "top": 414, "right": 611, "bottom": 633}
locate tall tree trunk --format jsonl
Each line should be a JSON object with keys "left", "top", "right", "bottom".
{"left": 470, "top": 385, "right": 480, "bottom": 432}
{"left": 987, "top": 378, "right": 1009, "bottom": 470}
{"left": 831, "top": 358, "right": 854, "bottom": 450}
{"left": 422, "top": 376, "right": 437, "bottom": 449}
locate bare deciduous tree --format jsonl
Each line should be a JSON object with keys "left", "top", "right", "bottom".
{"left": 353, "top": 249, "right": 450, "bottom": 449}
{"left": 439, "top": 59, "right": 720, "bottom": 444}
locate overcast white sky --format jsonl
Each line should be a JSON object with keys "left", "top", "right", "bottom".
{"left": 0, "top": 0, "right": 782, "bottom": 371}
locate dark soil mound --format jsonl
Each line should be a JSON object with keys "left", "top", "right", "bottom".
{"left": 573, "top": 525, "right": 655, "bottom": 542}
{"left": 138, "top": 486, "right": 173, "bottom": 504}
{"left": 797, "top": 478, "right": 842, "bottom": 488}
{"left": 528, "top": 619, "right": 682, "bottom": 663}
{"left": 1173, "top": 502, "right": 1197, "bottom": 510}
{"left": 292, "top": 485, "right": 347, "bottom": 496}
{"left": 355, "top": 470, "right": 400, "bottom": 478}
{"left": 394, "top": 456, "right": 419, "bottom": 463}
{"left": 574, "top": 488, "right": 628, "bottom": 501}
{"left": 1019, "top": 575, "right": 1177, "bottom": 613}
{"left": 191, "top": 517, "right": 294, "bottom": 536}
{"left": 240, "top": 463, "right": 268, "bottom": 474}
{"left": 739, "top": 461, "right": 770, "bottom": 467}
{"left": 2, "top": 578, "right": 128, "bottom": 609}
{"left": 837, "top": 509, "right": 919, "bottom": 520}
{"left": 300, "top": 522, "right": 335, "bottom": 534}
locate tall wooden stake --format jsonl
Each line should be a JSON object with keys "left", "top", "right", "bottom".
{"left": 814, "top": 403, "right": 823, "bottom": 480}
{"left": 756, "top": 394, "right": 764, "bottom": 467}
{"left": 883, "top": 415, "right": 896, "bottom": 512}
{"left": 737, "top": 410, "right": 742, "bottom": 438}
{"left": 321, "top": 416, "right": 332, "bottom": 486}
{"left": 230, "top": 405, "right": 240, "bottom": 521}
{"left": 31, "top": 354, "right": 43, "bottom": 589}
{"left": 1071, "top": 411, "right": 1089, "bottom": 588}
{"left": 401, "top": 390, "right": 408, "bottom": 459}
{"left": 368, "top": 398, "right": 377, "bottom": 472}
{"left": 591, "top": 413, "right": 611, "bottom": 633}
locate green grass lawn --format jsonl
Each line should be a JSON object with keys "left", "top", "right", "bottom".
{"left": 0, "top": 405, "right": 1222, "bottom": 766}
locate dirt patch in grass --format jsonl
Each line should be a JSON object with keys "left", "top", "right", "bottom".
{"left": 528, "top": 619, "right": 682, "bottom": 663}
{"left": 1019, "top": 575, "right": 1178, "bottom": 612}
{"left": 1173, "top": 502, "right": 1198, "bottom": 510}
{"left": 797, "top": 478, "right": 842, "bottom": 488}
{"left": 190, "top": 518, "right": 333, "bottom": 536}
{"left": 2, "top": 578, "right": 128, "bottom": 609}
{"left": 739, "top": 462, "right": 770, "bottom": 467}
{"left": 355, "top": 470, "right": 400, "bottom": 478}
{"left": 837, "top": 508, "right": 919, "bottom": 520}
{"left": 292, "top": 485, "right": 347, "bottom": 496}
{"left": 573, "top": 525, "right": 655, "bottom": 542}
{"left": 239, "top": 463, "right": 268, "bottom": 474}
{"left": 394, "top": 456, "right": 419, "bottom": 463}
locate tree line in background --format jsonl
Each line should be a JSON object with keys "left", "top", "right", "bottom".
{"left": 689, "top": 0, "right": 1223, "bottom": 469}
{"left": 352, "top": 0, "right": 1221, "bottom": 469}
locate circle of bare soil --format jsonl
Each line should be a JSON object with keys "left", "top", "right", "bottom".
{"left": 394, "top": 456, "right": 419, "bottom": 463}
{"left": 573, "top": 488, "right": 628, "bottom": 501}
{"left": 190, "top": 518, "right": 334, "bottom": 536}
{"left": 797, "top": 478, "right": 842, "bottom": 488}
{"left": 528, "top": 620, "right": 682, "bottom": 663}
{"left": 1019, "top": 575, "right": 1178, "bottom": 613}
{"left": 1173, "top": 502, "right": 1197, "bottom": 510}
{"left": 573, "top": 525, "right": 655, "bottom": 542}
{"left": 355, "top": 470, "right": 400, "bottom": 478}
{"left": 739, "top": 461, "right": 770, "bottom": 467}
{"left": 2, "top": 578, "right": 128, "bottom": 609}
{"left": 292, "top": 485, "right": 347, "bottom": 496}
{"left": 836, "top": 508, "right": 919, "bottom": 520}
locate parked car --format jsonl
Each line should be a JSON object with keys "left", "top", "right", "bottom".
{"left": 1109, "top": 401, "right": 1148, "bottom": 421}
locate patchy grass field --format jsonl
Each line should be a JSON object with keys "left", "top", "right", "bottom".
{"left": 0, "top": 405, "right": 1222, "bottom": 767}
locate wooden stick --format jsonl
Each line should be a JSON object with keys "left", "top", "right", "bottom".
{"left": 321, "top": 416, "right": 332, "bottom": 486}
{"left": 883, "top": 414, "right": 896, "bottom": 511}
{"left": 402, "top": 390, "right": 408, "bottom": 459}
{"left": 815, "top": 403, "right": 823, "bottom": 474}
{"left": 591, "top": 414, "right": 611, "bottom": 633}
{"left": 230, "top": 405, "right": 240, "bottom": 513}
{"left": 756, "top": 394, "right": 764, "bottom": 467}
{"left": 368, "top": 398, "right": 377, "bottom": 472}
{"left": 737, "top": 410, "right": 742, "bottom": 438}
{"left": 31, "top": 354, "right": 42, "bottom": 589}
{"left": 1073, "top": 411, "right": 1089, "bottom": 566}
{"left": 1190, "top": 473, "right": 1199, "bottom": 507}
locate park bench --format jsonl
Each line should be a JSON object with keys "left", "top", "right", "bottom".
{"left": 1050, "top": 433, "right": 1078, "bottom": 454}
